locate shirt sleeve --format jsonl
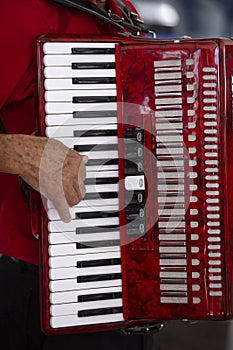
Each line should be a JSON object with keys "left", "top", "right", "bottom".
{"left": 0, "top": 0, "right": 58, "bottom": 110}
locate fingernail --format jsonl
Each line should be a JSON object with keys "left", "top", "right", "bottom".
{"left": 62, "top": 212, "right": 71, "bottom": 223}
{"left": 82, "top": 155, "right": 88, "bottom": 164}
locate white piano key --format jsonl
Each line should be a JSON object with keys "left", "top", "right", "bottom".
{"left": 45, "top": 114, "right": 117, "bottom": 126}
{"left": 45, "top": 123, "right": 117, "bottom": 137}
{"left": 54, "top": 136, "right": 118, "bottom": 148}
{"left": 48, "top": 231, "right": 120, "bottom": 245}
{"left": 77, "top": 198, "right": 119, "bottom": 207}
{"left": 50, "top": 313, "right": 124, "bottom": 328}
{"left": 85, "top": 183, "right": 119, "bottom": 193}
{"left": 44, "top": 54, "right": 116, "bottom": 66}
{"left": 86, "top": 170, "right": 119, "bottom": 179}
{"left": 49, "top": 278, "right": 122, "bottom": 292}
{"left": 45, "top": 79, "right": 117, "bottom": 90}
{"left": 49, "top": 254, "right": 119, "bottom": 268}
{"left": 48, "top": 204, "right": 119, "bottom": 221}
{"left": 47, "top": 197, "right": 119, "bottom": 211}
{"left": 48, "top": 217, "right": 119, "bottom": 232}
{"left": 86, "top": 164, "right": 119, "bottom": 172}
{"left": 49, "top": 250, "right": 120, "bottom": 264}
{"left": 50, "top": 265, "right": 121, "bottom": 280}
{"left": 45, "top": 102, "right": 117, "bottom": 114}
{"left": 50, "top": 250, "right": 120, "bottom": 267}
{"left": 50, "top": 298, "right": 123, "bottom": 316}
{"left": 50, "top": 245, "right": 120, "bottom": 258}
{"left": 44, "top": 67, "right": 116, "bottom": 79}
{"left": 45, "top": 89, "right": 117, "bottom": 102}
{"left": 43, "top": 42, "right": 116, "bottom": 54}
{"left": 50, "top": 286, "right": 122, "bottom": 304}
{"left": 79, "top": 150, "right": 118, "bottom": 160}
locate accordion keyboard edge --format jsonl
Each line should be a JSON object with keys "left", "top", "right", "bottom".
{"left": 35, "top": 35, "right": 233, "bottom": 335}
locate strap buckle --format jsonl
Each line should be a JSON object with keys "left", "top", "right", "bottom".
{"left": 121, "top": 323, "right": 164, "bottom": 335}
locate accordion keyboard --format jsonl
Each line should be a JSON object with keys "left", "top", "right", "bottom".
{"left": 43, "top": 42, "right": 125, "bottom": 328}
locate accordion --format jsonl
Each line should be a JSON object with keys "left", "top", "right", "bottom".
{"left": 35, "top": 35, "right": 233, "bottom": 335}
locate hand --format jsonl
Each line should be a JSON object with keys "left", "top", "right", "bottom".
{"left": 0, "top": 135, "right": 87, "bottom": 222}
{"left": 38, "top": 138, "right": 87, "bottom": 222}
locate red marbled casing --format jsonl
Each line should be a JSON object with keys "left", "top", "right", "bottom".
{"left": 34, "top": 35, "right": 233, "bottom": 334}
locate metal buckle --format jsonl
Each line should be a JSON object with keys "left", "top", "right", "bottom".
{"left": 121, "top": 323, "right": 164, "bottom": 335}
{"left": 108, "top": 10, "right": 124, "bottom": 23}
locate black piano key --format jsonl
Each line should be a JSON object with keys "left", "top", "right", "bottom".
{"left": 73, "top": 110, "right": 117, "bottom": 118}
{"left": 77, "top": 226, "right": 119, "bottom": 235}
{"left": 78, "top": 307, "right": 123, "bottom": 318}
{"left": 78, "top": 292, "right": 122, "bottom": 303}
{"left": 76, "top": 240, "right": 120, "bottom": 249}
{"left": 77, "top": 258, "right": 121, "bottom": 268}
{"left": 73, "top": 129, "right": 117, "bottom": 137}
{"left": 84, "top": 158, "right": 118, "bottom": 166}
{"left": 85, "top": 177, "right": 118, "bottom": 185}
{"left": 75, "top": 144, "right": 118, "bottom": 152}
{"left": 84, "top": 192, "right": 118, "bottom": 200}
{"left": 72, "top": 62, "right": 115, "bottom": 70}
{"left": 73, "top": 96, "right": 116, "bottom": 104}
{"left": 76, "top": 211, "right": 119, "bottom": 219}
{"left": 72, "top": 77, "right": 116, "bottom": 85}
{"left": 77, "top": 273, "right": 121, "bottom": 283}
{"left": 71, "top": 48, "right": 115, "bottom": 55}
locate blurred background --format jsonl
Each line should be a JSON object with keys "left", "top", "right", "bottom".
{"left": 129, "top": 0, "right": 233, "bottom": 349}
{"left": 131, "top": 0, "right": 233, "bottom": 39}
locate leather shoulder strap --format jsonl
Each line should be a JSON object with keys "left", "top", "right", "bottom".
{"left": 50, "top": 0, "right": 152, "bottom": 35}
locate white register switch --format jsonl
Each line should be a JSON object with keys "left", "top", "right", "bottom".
{"left": 124, "top": 175, "right": 145, "bottom": 191}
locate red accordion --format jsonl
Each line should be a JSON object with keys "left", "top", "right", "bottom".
{"left": 35, "top": 35, "right": 233, "bottom": 335}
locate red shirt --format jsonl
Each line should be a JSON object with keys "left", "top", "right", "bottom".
{"left": 0, "top": 0, "right": 138, "bottom": 265}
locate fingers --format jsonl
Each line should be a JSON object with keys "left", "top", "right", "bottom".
{"left": 67, "top": 157, "right": 87, "bottom": 206}
{"left": 38, "top": 140, "right": 88, "bottom": 223}
{"left": 51, "top": 193, "right": 71, "bottom": 223}
{"left": 59, "top": 154, "right": 88, "bottom": 221}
